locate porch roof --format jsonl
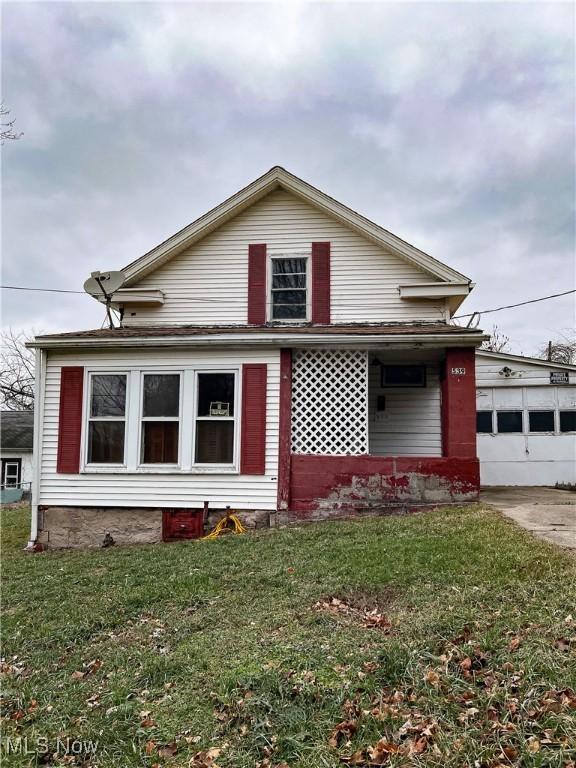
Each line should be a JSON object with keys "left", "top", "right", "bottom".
{"left": 29, "top": 323, "right": 486, "bottom": 350}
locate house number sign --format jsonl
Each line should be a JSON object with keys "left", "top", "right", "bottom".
{"left": 450, "top": 367, "right": 466, "bottom": 375}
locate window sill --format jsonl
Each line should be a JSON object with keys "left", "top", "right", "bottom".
{"left": 80, "top": 467, "right": 240, "bottom": 475}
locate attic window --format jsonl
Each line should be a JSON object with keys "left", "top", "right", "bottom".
{"left": 270, "top": 257, "right": 308, "bottom": 320}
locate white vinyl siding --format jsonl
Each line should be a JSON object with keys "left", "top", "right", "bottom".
{"left": 39, "top": 348, "right": 280, "bottom": 510}
{"left": 125, "top": 189, "right": 445, "bottom": 326}
{"left": 368, "top": 363, "right": 442, "bottom": 456}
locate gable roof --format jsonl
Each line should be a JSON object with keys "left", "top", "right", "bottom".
{"left": 1, "top": 411, "right": 34, "bottom": 452}
{"left": 476, "top": 349, "right": 576, "bottom": 372}
{"left": 121, "top": 166, "right": 472, "bottom": 286}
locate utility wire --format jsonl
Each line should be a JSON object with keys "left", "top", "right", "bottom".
{"left": 2, "top": 284, "right": 575, "bottom": 314}
{"left": 0, "top": 285, "right": 237, "bottom": 303}
{"left": 452, "top": 289, "right": 576, "bottom": 319}
{"left": 1, "top": 285, "right": 84, "bottom": 294}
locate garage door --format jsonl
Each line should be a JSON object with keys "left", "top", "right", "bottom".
{"left": 476, "top": 385, "right": 576, "bottom": 486}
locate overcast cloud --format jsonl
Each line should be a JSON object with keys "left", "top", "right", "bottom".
{"left": 2, "top": 1, "right": 574, "bottom": 354}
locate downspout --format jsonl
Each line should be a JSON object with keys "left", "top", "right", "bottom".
{"left": 26, "top": 347, "right": 46, "bottom": 550}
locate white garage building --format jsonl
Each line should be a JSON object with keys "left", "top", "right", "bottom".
{"left": 476, "top": 350, "right": 576, "bottom": 487}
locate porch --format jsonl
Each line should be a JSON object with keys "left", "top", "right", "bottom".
{"left": 278, "top": 345, "right": 479, "bottom": 518}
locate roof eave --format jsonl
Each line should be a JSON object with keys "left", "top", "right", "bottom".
{"left": 476, "top": 349, "right": 576, "bottom": 371}
{"left": 29, "top": 330, "right": 487, "bottom": 351}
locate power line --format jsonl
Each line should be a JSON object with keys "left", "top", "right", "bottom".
{"left": 0, "top": 285, "right": 236, "bottom": 303}
{"left": 2, "top": 284, "right": 575, "bottom": 314}
{"left": 1, "top": 285, "right": 84, "bottom": 294}
{"left": 452, "top": 289, "right": 576, "bottom": 319}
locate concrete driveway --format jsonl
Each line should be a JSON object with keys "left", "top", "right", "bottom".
{"left": 481, "top": 487, "right": 576, "bottom": 549}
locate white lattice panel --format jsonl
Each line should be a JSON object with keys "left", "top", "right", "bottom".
{"left": 291, "top": 349, "right": 368, "bottom": 455}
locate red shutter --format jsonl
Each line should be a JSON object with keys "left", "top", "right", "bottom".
{"left": 248, "top": 244, "right": 267, "bottom": 325}
{"left": 240, "top": 363, "right": 267, "bottom": 475}
{"left": 312, "top": 241, "right": 331, "bottom": 324}
{"left": 57, "top": 366, "right": 84, "bottom": 474}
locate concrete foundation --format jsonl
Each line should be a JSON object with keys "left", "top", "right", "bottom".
{"left": 38, "top": 507, "right": 163, "bottom": 549}
{"left": 37, "top": 506, "right": 273, "bottom": 549}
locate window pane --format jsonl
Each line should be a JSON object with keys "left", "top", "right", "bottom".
{"left": 272, "top": 274, "right": 306, "bottom": 289}
{"left": 272, "top": 303, "right": 307, "bottom": 319}
{"left": 88, "top": 421, "right": 125, "bottom": 463}
{"left": 271, "top": 289, "right": 306, "bottom": 305}
{"left": 497, "top": 411, "right": 523, "bottom": 433}
{"left": 141, "top": 422, "right": 179, "bottom": 463}
{"left": 528, "top": 411, "right": 555, "bottom": 432}
{"left": 476, "top": 411, "right": 493, "bottom": 433}
{"left": 382, "top": 366, "right": 426, "bottom": 387}
{"left": 195, "top": 421, "right": 234, "bottom": 463}
{"left": 90, "top": 375, "right": 126, "bottom": 417}
{"left": 560, "top": 411, "right": 576, "bottom": 432}
{"left": 197, "top": 373, "right": 235, "bottom": 417}
{"left": 143, "top": 374, "right": 180, "bottom": 417}
{"left": 272, "top": 258, "right": 306, "bottom": 274}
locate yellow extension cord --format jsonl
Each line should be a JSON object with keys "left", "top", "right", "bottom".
{"left": 201, "top": 512, "right": 247, "bottom": 540}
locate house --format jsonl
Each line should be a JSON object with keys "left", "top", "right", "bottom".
{"left": 476, "top": 349, "right": 576, "bottom": 486}
{"left": 27, "top": 167, "right": 486, "bottom": 549}
{"left": 1, "top": 410, "right": 34, "bottom": 502}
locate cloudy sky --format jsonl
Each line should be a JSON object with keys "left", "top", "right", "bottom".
{"left": 2, "top": 1, "right": 574, "bottom": 354}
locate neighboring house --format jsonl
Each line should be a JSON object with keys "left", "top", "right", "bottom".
{"left": 28, "top": 167, "right": 486, "bottom": 549}
{"left": 1, "top": 410, "right": 34, "bottom": 500}
{"left": 476, "top": 350, "right": 576, "bottom": 486}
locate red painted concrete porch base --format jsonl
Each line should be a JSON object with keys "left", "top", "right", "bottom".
{"left": 288, "top": 455, "right": 480, "bottom": 519}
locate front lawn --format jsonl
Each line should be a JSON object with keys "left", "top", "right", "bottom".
{"left": 1, "top": 505, "right": 575, "bottom": 767}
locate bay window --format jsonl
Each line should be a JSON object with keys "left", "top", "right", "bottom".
{"left": 141, "top": 374, "right": 181, "bottom": 464}
{"left": 87, "top": 373, "right": 127, "bottom": 464}
{"left": 194, "top": 372, "right": 236, "bottom": 464}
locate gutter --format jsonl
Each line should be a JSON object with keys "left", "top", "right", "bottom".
{"left": 27, "top": 331, "right": 488, "bottom": 351}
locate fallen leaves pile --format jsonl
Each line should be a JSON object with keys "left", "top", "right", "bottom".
{"left": 313, "top": 597, "right": 393, "bottom": 632}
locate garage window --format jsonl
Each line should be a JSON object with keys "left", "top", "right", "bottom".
{"left": 476, "top": 411, "right": 493, "bottom": 433}
{"left": 497, "top": 411, "right": 523, "bottom": 433}
{"left": 559, "top": 411, "right": 576, "bottom": 433}
{"left": 528, "top": 411, "right": 555, "bottom": 433}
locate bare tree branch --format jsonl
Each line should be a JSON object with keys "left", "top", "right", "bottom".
{"left": 481, "top": 325, "right": 510, "bottom": 353}
{"left": 1, "top": 329, "right": 35, "bottom": 410}
{"left": 1, "top": 103, "right": 23, "bottom": 143}
{"left": 538, "top": 329, "right": 576, "bottom": 365}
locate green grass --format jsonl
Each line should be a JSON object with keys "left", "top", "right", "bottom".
{"left": 1, "top": 505, "right": 575, "bottom": 767}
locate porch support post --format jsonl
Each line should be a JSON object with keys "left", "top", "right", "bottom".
{"left": 441, "top": 347, "right": 477, "bottom": 458}
{"left": 277, "top": 348, "right": 292, "bottom": 511}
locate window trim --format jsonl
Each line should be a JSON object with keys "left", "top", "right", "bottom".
{"left": 192, "top": 369, "right": 240, "bottom": 470}
{"left": 84, "top": 371, "right": 129, "bottom": 468}
{"left": 138, "top": 371, "right": 183, "bottom": 468}
{"left": 268, "top": 254, "right": 310, "bottom": 323}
